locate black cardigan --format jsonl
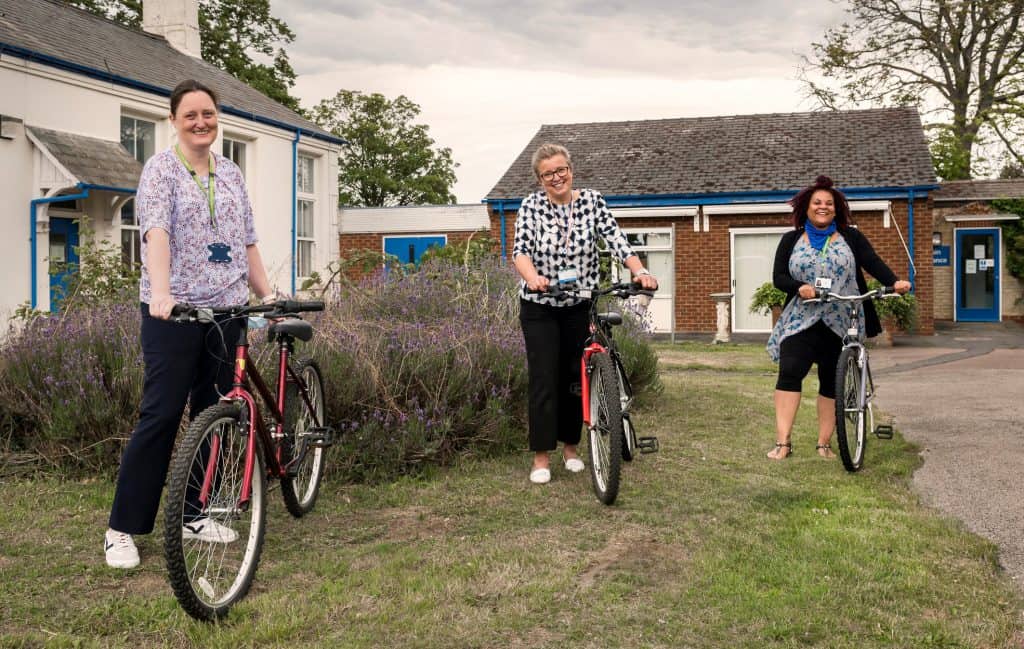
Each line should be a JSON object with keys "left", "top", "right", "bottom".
{"left": 772, "top": 227, "right": 899, "bottom": 338}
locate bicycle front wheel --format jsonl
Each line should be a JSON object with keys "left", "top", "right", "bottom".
{"left": 281, "top": 359, "right": 327, "bottom": 517}
{"left": 834, "top": 347, "right": 867, "bottom": 472}
{"left": 164, "top": 402, "right": 266, "bottom": 621}
{"left": 588, "top": 352, "right": 623, "bottom": 505}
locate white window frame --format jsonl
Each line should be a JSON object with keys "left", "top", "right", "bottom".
{"left": 612, "top": 227, "right": 674, "bottom": 333}
{"left": 119, "top": 113, "right": 158, "bottom": 275}
{"left": 296, "top": 153, "right": 317, "bottom": 279}
{"left": 222, "top": 136, "right": 248, "bottom": 177}
{"left": 120, "top": 114, "right": 156, "bottom": 163}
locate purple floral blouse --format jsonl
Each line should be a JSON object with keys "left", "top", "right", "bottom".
{"left": 137, "top": 148, "right": 258, "bottom": 307}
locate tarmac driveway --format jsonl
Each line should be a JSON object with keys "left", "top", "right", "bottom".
{"left": 870, "top": 322, "right": 1024, "bottom": 586}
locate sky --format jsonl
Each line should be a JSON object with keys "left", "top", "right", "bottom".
{"left": 275, "top": 1, "right": 850, "bottom": 203}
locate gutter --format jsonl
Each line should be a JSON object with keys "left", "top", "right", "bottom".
{"left": 0, "top": 42, "right": 345, "bottom": 146}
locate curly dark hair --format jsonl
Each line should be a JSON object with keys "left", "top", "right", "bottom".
{"left": 789, "top": 175, "right": 851, "bottom": 229}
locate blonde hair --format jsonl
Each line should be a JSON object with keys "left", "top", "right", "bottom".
{"left": 531, "top": 143, "right": 572, "bottom": 181}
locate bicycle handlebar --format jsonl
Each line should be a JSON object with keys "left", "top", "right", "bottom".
{"left": 801, "top": 286, "right": 897, "bottom": 305}
{"left": 171, "top": 299, "right": 325, "bottom": 322}
{"left": 526, "top": 281, "right": 656, "bottom": 300}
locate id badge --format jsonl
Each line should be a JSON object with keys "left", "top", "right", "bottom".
{"left": 557, "top": 267, "right": 579, "bottom": 286}
{"left": 208, "top": 242, "right": 232, "bottom": 264}
{"left": 814, "top": 277, "right": 832, "bottom": 290}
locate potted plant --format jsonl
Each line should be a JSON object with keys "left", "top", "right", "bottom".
{"left": 868, "top": 279, "right": 919, "bottom": 344}
{"left": 749, "top": 281, "right": 787, "bottom": 325}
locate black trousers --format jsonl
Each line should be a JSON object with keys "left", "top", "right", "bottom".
{"left": 775, "top": 319, "right": 843, "bottom": 399}
{"left": 519, "top": 299, "right": 590, "bottom": 452}
{"left": 108, "top": 304, "right": 240, "bottom": 535}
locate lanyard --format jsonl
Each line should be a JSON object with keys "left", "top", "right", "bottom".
{"left": 174, "top": 145, "right": 216, "bottom": 229}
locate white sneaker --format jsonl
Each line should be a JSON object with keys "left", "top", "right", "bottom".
{"left": 182, "top": 517, "right": 239, "bottom": 543}
{"left": 529, "top": 467, "right": 551, "bottom": 484}
{"left": 564, "top": 458, "right": 585, "bottom": 473}
{"left": 104, "top": 529, "right": 140, "bottom": 569}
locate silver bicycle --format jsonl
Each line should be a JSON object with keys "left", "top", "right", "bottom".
{"left": 804, "top": 287, "right": 898, "bottom": 472}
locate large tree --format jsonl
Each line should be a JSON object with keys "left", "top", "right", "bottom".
{"left": 64, "top": 0, "right": 299, "bottom": 111}
{"left": 310, "top": 90, "right": 458, "bottom": 207}
{"left": 801, "top": 0, "right": 1024, "bottom": 180}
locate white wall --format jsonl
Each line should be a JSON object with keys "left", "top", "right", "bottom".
{"left": 0, "top": 58, "right": 339, "bottom": 320}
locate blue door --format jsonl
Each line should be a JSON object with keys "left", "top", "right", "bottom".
{"left": 955, "top": 228, "right": 1000, "bottom": 322}
{"left": 383, "top": 236, "right": 446, "bottom": 266}
{"left": 49, "top": 217, "right": 80, "bottom": 312}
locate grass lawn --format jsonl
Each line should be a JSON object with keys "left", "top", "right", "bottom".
{"left": 1, "top": 342, "right": 1020, "bottom": 648}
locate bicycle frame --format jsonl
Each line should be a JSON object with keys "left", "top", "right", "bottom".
{"left": 197, "top": 317, "right": 321, "bottom": 512}
{"left": 580, "top": 301, "right": 623, "bottom": 426}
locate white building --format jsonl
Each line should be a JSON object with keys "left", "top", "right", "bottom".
{"left": 0, "top": 0, "right": 343, "bottom": 319}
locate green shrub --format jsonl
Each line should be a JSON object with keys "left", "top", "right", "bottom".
{"left": 749, "top": 281, "right": 787, "bottom": 315}
{"left": 868, "top": 279, "right": 919, "bottom": 332}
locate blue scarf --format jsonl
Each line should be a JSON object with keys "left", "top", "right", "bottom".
{"left": 805, "top": 221, "right": 837, "bottom": 251}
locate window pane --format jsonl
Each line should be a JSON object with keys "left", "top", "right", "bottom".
{"left": 223, "top": 139, "right": 246, "bottom": 176}
{"left": 297, "top": 240, "right": 314, "bottom": 277}
{"left": 297, "top": 156, "right": 314, "bottom": 193}
{"left": 297, "top": 200, "right": 314, "bottom": 237}
{"left": 138, "top": 120, "right": 155, "bottom": 161}
{"left": 120, "top": 199, "right": 137, "bottom": 226}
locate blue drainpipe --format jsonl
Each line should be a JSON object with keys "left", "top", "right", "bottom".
{"left": 29, "top": 188, "right": 90, "bottom": 309}
{"left": 907, "top": 189, "right": 916, "bottom": 289}
{"left": 497, "top": 200, "right": 507, "bottom": 260}
{"left": 291, "top": 129, "right": 300, "bottom": 295}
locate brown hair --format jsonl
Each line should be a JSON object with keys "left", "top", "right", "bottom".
{"left": 169, "top": 79, "right": 219, "bottom": 117}
{"left": 789, "top": 175, "right": 851, "bottom": 229}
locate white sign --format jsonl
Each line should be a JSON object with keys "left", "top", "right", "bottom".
{"left": 974, "top": 244, "right": 986, "bottom": 258}
{"left": 978, "top": 259, "right": 989, "bottom": 271}
{"left": 965, "top": 259, "right": 977, "bottom": 274}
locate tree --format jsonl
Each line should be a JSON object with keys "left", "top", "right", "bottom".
{"left": 63, "top": 0, "right": 299, "bottom": 111}
{"left": 310, "top": 90, "right": 458, "bottom": 207}
{"left": 801, "top": 0, "right": 1024, "bottom": 180}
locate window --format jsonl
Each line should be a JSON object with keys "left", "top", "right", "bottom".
{"left": 222, "top": 137, "right": 246, "bottom": 177}
{"left": 120, "top": 115, "right": 155, "bottom": 163}
{"left": 120, "top": 200, "right": 141, "bottom": 274}
{"left": 296, "top": 154, "right": 316, "bottom": 278}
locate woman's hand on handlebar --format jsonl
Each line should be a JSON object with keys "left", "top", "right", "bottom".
{"left": 149, "top": 293, "right": 177, "bottom": 320}
{"left": 798, "top": 284, "right": 817, "bottom": 300}
{"left": 525, "top": 274, "right": 550, "bottom": 292}
{"left": 893, "top": 280, "right": 912, "bottom": 294}
{"left": 634, "top": 273, "right": 658, "bottom": 291}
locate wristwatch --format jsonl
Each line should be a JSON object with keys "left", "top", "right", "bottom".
{"left": 635, "top": 269, "right": 651, "bottom": 276}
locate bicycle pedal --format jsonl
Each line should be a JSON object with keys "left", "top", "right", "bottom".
{"left": 637, "top": 436, "right": 659, "bottom": 453}
{"left": 873, "top": 424, "right": 894, "bottom": 439}
{"left": 306, "top": 426, "right": 336, "bottom": 448}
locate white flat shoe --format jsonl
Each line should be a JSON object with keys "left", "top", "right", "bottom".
{"left": 529, "top": 468, "right": 551, "bottom": 484}
{"left": 564, "top": 458, "right": 585, "bottom": 473}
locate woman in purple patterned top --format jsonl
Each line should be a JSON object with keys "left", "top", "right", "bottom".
{"left": 104, "top": 80, "right": 275, "bottom": 569}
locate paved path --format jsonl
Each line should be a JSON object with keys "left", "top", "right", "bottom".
{"left": 870, "top": 322, "right": 1024, "bottom": 586}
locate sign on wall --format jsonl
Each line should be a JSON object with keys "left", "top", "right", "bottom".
{"left": 933, "top": 245, "right": 950, "bottom": 267}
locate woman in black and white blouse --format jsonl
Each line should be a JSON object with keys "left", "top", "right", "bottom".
{"left": 512, "top": 143, "right": 658, "bottom": 485}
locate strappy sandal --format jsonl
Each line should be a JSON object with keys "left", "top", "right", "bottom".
{"left": 815, "top": 443, "right": 836, "bottom": 458}
{"left": 767, "top": 442, "right": 792, "bottom": 460}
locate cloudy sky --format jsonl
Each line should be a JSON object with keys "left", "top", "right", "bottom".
{"left": 275, "top": 1, "right": 850, "bottom": 203}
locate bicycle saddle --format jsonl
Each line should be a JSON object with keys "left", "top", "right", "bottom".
{"left": 268, "top": 319, "right": 313, "bottom": 342}
{"left": 597, "top": 312, "right": 623, "bottom": 326}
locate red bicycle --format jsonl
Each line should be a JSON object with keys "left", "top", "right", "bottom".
{"left": 162, "top": 299, "right": 331, "bottom": 621}
{"left": 535, "top": 282, "right": 659, "bottom": 504}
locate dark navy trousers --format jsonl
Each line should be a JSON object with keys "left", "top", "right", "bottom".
{"left": 519, "top": 298, "right": 590, "bottom": 452}
{"left": 108, "top": 304, "right": 240, "bottom": 535}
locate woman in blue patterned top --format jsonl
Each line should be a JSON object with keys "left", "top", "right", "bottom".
{"left": 512, "top": 143, "right": 658, "bottom": 484}
{"left": 766, "top": 176, "right": 910, "bottom": 460}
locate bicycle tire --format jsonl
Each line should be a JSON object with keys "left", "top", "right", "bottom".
{"left": 164, "top": 402, "right": 267, "bottom": 621}
{"left": 614, "top": 356, "right": 637, "bottom": 462}
{"left": 588, "top": 352, "right": 623, "bottom": 505}
{"left": 281, "top": 359, "right": 327, "bottom": 517}
{"left": 834, "top": 347, "right": 867, "bottom": 472}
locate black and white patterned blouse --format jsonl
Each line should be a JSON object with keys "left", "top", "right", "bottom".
{"left": 513, "top": 188, "right": 636, "bottom": 306}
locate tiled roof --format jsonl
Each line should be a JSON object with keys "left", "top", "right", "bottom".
{"left": 0, "top": 0, "right": 336, "bottom": 141}
{"left": 932, "top": 179, "right": 1024, "bottom": 201}
{"left": 28, "top": 126, "right": 143, "bottom": 189}
{"left": 486, "top": 107, "right": 936, "bottom": 200}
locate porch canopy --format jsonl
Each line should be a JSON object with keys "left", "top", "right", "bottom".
{"left": 26, "top": 126, "right": 143, "bottom": 191}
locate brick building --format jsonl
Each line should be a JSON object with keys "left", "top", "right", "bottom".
{"left": 930, "top": 180, "right": 1024, "bottom": 323}
{"left": 485, "top": 108, "right": 939, "bottom": 335}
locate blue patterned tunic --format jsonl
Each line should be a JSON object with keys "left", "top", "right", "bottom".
{"left": 766, "top": 233, "right": 865, "bottom": 362}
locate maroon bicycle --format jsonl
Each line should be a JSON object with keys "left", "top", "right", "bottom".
{"left": 162, "top": 299, "right": 331, "bottom": 621}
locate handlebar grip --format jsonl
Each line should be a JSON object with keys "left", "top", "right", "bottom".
{"left": 279, "top": 300, "right": 325, "bottom": 313}
{"left": 170, "top": 303, "right": 194, "bottom": 317}
{"left": 879, "top": 286, "right": 897, "bottom": 295}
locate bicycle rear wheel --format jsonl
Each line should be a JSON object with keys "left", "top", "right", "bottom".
{"left": 281, "top": 359, "right": 327, "bottom": 517}
{"left": 164, "top": 402, "right": 266, "bottom": 621}
{"left": 588, "top": 352, "right": 623, "bottom": 505}
{"left": 834, "top": 347, "right": 867, "bottom": 472}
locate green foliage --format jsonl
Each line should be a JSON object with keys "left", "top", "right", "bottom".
{"left": 62, "top": 0, "right": 299, "bottom": 110}
{"left": 748, "top": 281, "right": 787, "bottom": 315}
{"left": 418, "top": 231, "right": 499, "bottom": 268}
{"left": 309, "top": 90, "right": 458, "bottom": 206}
{"left": 800, "top": 0, "right": 1024, "bottom": 179}
{"left": 868, "top": 279, "right": 919, "bottom": 332}
{"left": 52, "top": 216, "right": 140, "bottom": 315}
{"left": 991, "top": 199, "right": 1024, "bottom": 289}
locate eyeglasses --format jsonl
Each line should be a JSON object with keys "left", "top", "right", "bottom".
{"left": 539, "top": 166, "right": 570, "bottom": 182}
